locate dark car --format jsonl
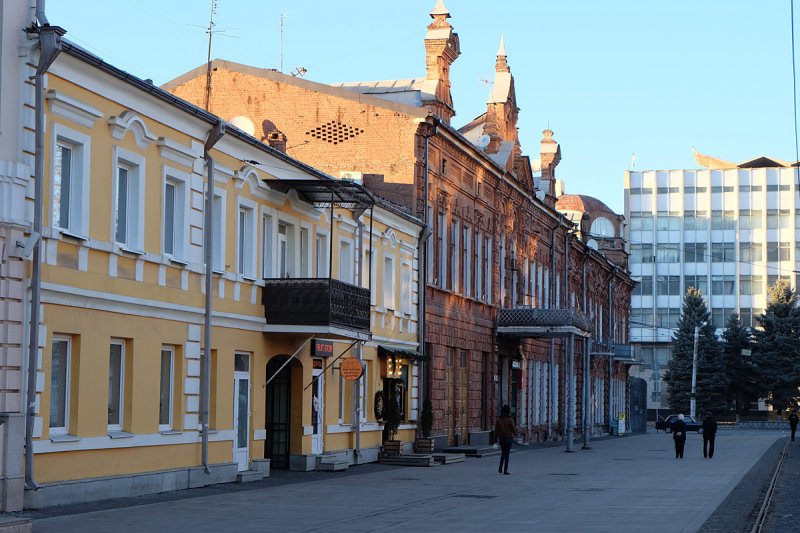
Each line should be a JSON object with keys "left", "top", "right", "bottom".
{"left": 655, "top": 414, "right": 703, "bottom": 433}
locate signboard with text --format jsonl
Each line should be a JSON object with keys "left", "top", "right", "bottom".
{"left": 313, "top": 339, "right": 334, "bottom": 358}
{"left": 340, "top": 358, "right": 363, "bottom": 381}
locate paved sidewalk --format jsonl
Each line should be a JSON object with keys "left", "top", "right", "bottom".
{"left": 32, "top": 430, "right": 782, "bottom": 533}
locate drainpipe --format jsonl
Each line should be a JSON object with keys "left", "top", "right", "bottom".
{"left": 201, "top": 122, "right": 225, "bottom": 474}
{"left": 582, "top": 254, "right": 591, "bottom": 450}
{"left": 417, "top": 118, "right": 436, "bottom": 418}
{"left": 354, "top": 212, "right": 365, "bottom": 460}
{"left": 547, "top": 222, "right": 558, "bottom": 439}
{"left": 607, "top": 273, "right": 614, "bottom": 433}
{"left": 25, "top": 1, "right": 64, "bottom": 490}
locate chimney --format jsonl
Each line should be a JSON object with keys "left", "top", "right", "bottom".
{"left": 539, "top": 129, "right": 561, "bottom": 201}
{"left": 266, "top": 131, "right": 287, "bottom": 153}
{"left": 423, "top": 0, "right": 460, "bottom": 123}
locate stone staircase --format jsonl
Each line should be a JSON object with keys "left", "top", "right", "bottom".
{"left": 441, "top": 445, "right": 500, "bottom": 458}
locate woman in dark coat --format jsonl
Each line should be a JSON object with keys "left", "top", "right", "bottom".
{"left": 495, "top": 404, "right": 516, "bottom": 475}
{"left": 672, "top": 414, "right": 687, "bottom": 459}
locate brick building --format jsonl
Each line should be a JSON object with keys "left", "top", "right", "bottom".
{"left": 165, "top": 0, "right": 635, "bottom": 447}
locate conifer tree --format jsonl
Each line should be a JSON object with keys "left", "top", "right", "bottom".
{"left": 664, "top": 287, "right": 724, "bottom": 414}
{"left": 720, "top": 313, "right": 756, "bottom": 413}
{"left": 752, "top": 281, "right": 800, "bottom": 411}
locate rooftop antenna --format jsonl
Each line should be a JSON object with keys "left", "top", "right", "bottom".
{"left": 204, "top": 0, "right": 218, "bottom": 110}
{"left": 280, "top": 12, "right": 290, "bottom": 73}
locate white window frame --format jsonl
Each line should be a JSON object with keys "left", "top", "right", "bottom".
{"left": 338, "top": 238, "right": 353, "bottom": 284}
{"left": 383, "top": 254, "right": 396, "bottom": 311}
{"left": 49, "top": 336, "right": 71, "bottom": 435}
{"left": 159, "top": 346, "right": 174, "bottom": 431}
{"left": 51, "top": 124, "right": 91, "bottom": 238}
{"left": 261, "top": 211, "right": 274, "bottom": 278}
{"left": 401, "top": 261, "right": 412, "bottom": 315}
{"left": 162, "top": 168, "right": 189, "bottom": 261}
{"left": 463, "top": 225, "right": 472, "bottom": 297}
{"left": 300, "top": 226, "right": 310, "bottom": 277}
{"left": 451, "top": 219, "right": 460, "bottom": 293}
{"left": 236, "top": 197, "right": 257, "bottom": 279}
{"left": 315, "top": 231, "right": 329, "bottom": 277}
{"left": 112, "top": 147, "right": 145, "bottom": 251}
{"left": 211, "top": 191, "right": 227, "bottom": 272}
{"left": 108, "top": 340, "right": 125, "bottom": 431}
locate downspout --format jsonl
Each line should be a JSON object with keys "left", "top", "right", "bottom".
{"left": 25, "top": 2, "right": 64, "bottom": 490}
{"left": 582, "top": 254, "right": 591, "bottom": 450}
{"left": 354, "top": 210, "right": 366, "bottom": 459}
{"left": 547, "top": 223, "right": 557, "bottom": 439}
{"left": 201, "top": 122, "right": 225, "bottom": 474}
{"left": 607, "top": 273, "right": 614, "bottom": 433}
{"left": 564, "top": 228, "right": 575, "bottom": 452}
{"left": 417, "top": 118, "right": 436, "bottom": 417}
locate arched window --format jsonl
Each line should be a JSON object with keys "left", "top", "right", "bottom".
{"left": 590, "top": 217, "right": 615, "bottom": 238}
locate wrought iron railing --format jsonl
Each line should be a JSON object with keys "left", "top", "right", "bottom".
{"left": 496, "top": 307, "right": 591, "bottom": 332}
{"left": 262, "top": 278, "right": 371, "bottom": 332}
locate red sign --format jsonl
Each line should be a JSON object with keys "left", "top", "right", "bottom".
{"left": 313, "top": 339, "right": 334, "bottom": 358}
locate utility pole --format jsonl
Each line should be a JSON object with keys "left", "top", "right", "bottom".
{"left": 690, "top": 325, "right": 699, "bottom": 419}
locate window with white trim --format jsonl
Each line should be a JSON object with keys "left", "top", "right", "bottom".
{"left": 450, "top": 219, "right": 459, "bottom": 293}
{"left": 108, "top": 340, "right": 125, "bottom": 430}
{"left": 261, "top": 213, "right": 273, "bottom": 277}
{"left": 49, "top": 336, "right": 71, "bottom": 435}
{"left": 315, "top": 233, "right": 329, "bottom": 277}
{"left": 383, "top": 255, "right": 395, "bottom": 310}
{"left": 113, "top": 149, "right": 145, "bottom": 250}
{"left": 163, "top": 171, "right": 188, "bottom": 259}
{"left": 401, "top": 262, "right": 412, "bottom": 315}
{"left": 212, "top": 193, "right": 226, "bottom": 271}
{"left": 237, "top": 203, "right": 256, "bottom": 278}
{"left": 159, "top": 346, "right": 174, "bottom": 430}
{"left": 300, "top": 227, "right": 310, "bottom": 277}
{"left": 277, "top": 221, "right": 297, "bottom": 278}
{"left": 52, "top": 125, "right": 90, "bottom": 236}
{"left": 338, "top": 240, "right": 353, "bottom": 283}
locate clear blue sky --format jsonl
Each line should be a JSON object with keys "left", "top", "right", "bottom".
{"left": 47, "top": 0, "right": 798, "bottom": 213}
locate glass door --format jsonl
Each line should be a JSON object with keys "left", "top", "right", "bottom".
{"left": 311, "top": 360, "right": 324, "bottom": 455}
{"left": 233, "top": 353, "right": 251, "bottom": 471}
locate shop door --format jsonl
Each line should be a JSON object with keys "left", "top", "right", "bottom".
{"left": 311, "top": 360, "right": 324, "bottom": 455}
{"left": 233, "top": 353, "right": 251, "bottom": 471}
{"left": 266, "top": 357, "right": 291, "bottom": 469}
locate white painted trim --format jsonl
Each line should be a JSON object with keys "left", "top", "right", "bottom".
{"left": 33, "top": 429, "right": 236, "bottom": 454}
{"left": 112, "top": 146, "right": 146, "bottom": 250}
{"left": 236, "top": 195, "right": 258, "bottom": 278}
{"left": 157, "top": 137, "right": 200, "bottom": 169}
{"left": 159, "top": 346, "right": 175, "bottom": 432}
{"left": 47, "top": 336, "right": 72, "bottom": 436}
{"left": 51, "top": 122, "right": 91, "bottom": 237}
{"left": 46, "top": 90, "right": 103, "bottom": 128}
{"left": 107, "top": 339, "right": 125, "bottom": 431}
{"left": 108, "top": 110, "right": 158, "bottom": 149}
{"left": 162, "top": 166, "right": 190, "bottom": 260}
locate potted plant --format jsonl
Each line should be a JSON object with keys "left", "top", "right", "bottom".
{"left": 414, "top": 398, "right": 435, "bottom": 454}
{"left": 381, "top": 387, "right": 402, "bottom": 456}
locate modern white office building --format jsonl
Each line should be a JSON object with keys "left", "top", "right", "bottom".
{"left": 625, "top": 152, "right": 799, "bottom": 414}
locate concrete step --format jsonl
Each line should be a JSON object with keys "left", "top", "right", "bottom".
{"left": 236, "top": 470, "right": 263, "bottom": 483}
{"left": 433, "top": 452, "right": 466, "bottom": 464}
{"left": 442, "top": 445, "right": 500, "bottom": 457}
{"left": 0, "top": 517, "right": 31, "bottom": 533}
{"left": 378, "top": 453, "right": 437, "bottom": 467}
{"left": 318, "top": 460, "right": 349, "bottom": 472}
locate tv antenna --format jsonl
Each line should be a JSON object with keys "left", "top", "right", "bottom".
{"left": 204, "top": 0, "right": 218, "bottom": 109}
{"left": 280, "top": 12, "right": 291, "bottom": 73}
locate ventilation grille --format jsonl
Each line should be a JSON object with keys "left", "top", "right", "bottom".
{"left": 306, "top": 121, "right": 364, "bottom": 144}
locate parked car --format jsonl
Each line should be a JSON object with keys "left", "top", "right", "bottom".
{"left": 655, "top": 414, "right": 703, "bottom": 433}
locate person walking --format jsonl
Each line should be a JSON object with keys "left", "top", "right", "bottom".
{"left": 672, "top": 414, "right": 687, "bottom": 459}
{"left": 789, "top": 411, "right": 798, "bottom": 442}
{"left": 702, "top": 413, "right": 717, "bottom": 458}
{"left": 495, "top": 404, "right": 516, "bottom": 475}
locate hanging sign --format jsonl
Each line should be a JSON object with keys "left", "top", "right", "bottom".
{"left": 340, "top": 357, "right": 363, "bottom": 381}
{"left": 313, "top": 339, "right": 334, "bottom": 358}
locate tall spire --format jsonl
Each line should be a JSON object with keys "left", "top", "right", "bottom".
{"left": 495, "top": 35, "right": 509, "bottom": 73}
{"left": 424, "top": 0, "right": 460, "bottom": 123}
{"left": 430, "top": 0, "right": 450, "bottom": 19}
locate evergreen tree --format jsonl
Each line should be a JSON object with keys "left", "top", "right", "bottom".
{"left": 664, "top": 287, "right": 725, "bottom": 414}
{"left": 720, "top": 313, "right": 757, "bottom": 414}
{"left": 752, "top": 281, "right": 800, "bottom": 411}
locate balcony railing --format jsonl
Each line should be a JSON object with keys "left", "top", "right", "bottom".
{"left": 496, "top": 307, "right": 591, "bottom": 338}
{"left": 262, "top": 278, "right": 371, "bottom": 333}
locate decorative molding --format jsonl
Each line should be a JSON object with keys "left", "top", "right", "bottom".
{"left": 157, "top": 137, "right": 200, "bottom": 169}
{"left": 46, "top": 90, "right": 103, "bottom": 129}
{"left": 108, "top": 110, "right": 157, "bottom": 149}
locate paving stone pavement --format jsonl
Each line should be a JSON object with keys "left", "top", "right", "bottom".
{"left": 28, "top": 430, "right": 785, "bottom": 533}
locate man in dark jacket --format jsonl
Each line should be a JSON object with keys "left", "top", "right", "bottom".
{"left": 672, "top": 414, "right": 687, "bottom": 459}
{"left": 702, "top": 413, "right": 718, "bottom": 458}
{"left": 495, "top": 404, "right": 516, "bottom": 475}
{"left": 789, "top": 411, "right": 799, "bottom": 442}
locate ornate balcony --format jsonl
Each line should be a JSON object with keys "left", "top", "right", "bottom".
{"left": 262, "top": 278, "right": 371, "bottom": 336}
{"left": 496, "top": 307, "right": 591, "bottom": 338}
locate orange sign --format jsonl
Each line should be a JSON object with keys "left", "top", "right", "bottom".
{"left": 340, "top": 357, "right": 363, "bottom": 381}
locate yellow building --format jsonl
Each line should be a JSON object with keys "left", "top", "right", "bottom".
{"left": 0, "top": 7, "right": 422, "bottom": 509}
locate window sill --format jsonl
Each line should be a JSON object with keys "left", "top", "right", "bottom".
{"left": 168, "top": 257, "right": 189, "bottom": 266}
{"left": 240, "top": 275, "right": 257, "bottom": 282}
{"left": 108, "top": 430, "right": 133, "bottom": 439}
{"left": 49, "top": 434, "right": 80, "bottom": 443}
{"left": 119, "top": 247, "right": 145, "bottom": 256}
{"left": 59, "top": 230, "right": 87, "bottom": 242}
{"left": 212, "top": 269, "right": 226, "bottom": 276}
{"left": 159, "top": 429, "right": 182, "bottom": 435}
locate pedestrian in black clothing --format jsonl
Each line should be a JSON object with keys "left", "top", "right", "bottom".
{"left": 673, "top": 414, "right": 687, "bottom": 459}
{"left": 789, "top": 411, "right": 799, "bottom": 442}
{"left": 495, "top": 404, "right": 516, "bottom": 475}
{"left": 702, "top": 413, "right": 717, "bottom": 458}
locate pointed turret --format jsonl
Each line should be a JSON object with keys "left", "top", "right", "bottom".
{"left": 423, "top": 0, "right": 460, "bottom": 123}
